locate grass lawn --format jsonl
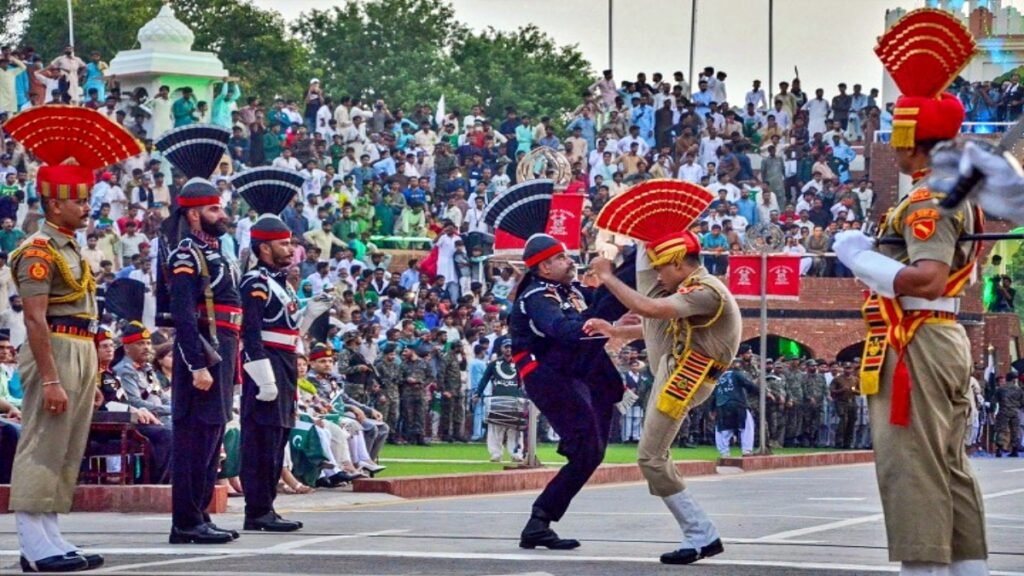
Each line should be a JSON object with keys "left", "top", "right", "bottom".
{"left": 374, "top": 443, "right": 828, "bottom": 478}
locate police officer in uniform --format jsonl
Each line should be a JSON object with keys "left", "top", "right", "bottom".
{"left": 508, "top": 234, "right": 628, "bottom": 550}
{"left": 438, "top": 339, "right": 466, "bottom": 442}
{"left": 765, "top": 360, "right": 788, "bottom": 448}
{"left": 784, "top": 361, "right": 806, "bottom": 447}
{"left": 802, "top": 361, "right": 828, "bottom": 447}
{"left": 337, "top": 331, "right": 375, "bottom": 405}
{"left": 993, "top": 375, "right": 1023, "bottom": 458}
{"left": 157, "top": 125, "right": 242, "bottom": 545}
{"left": 234, "top": 167, "right": 307, "bottom": 532}
{"left": 830, "top": 363, "right": 859, "bottom": 450}
{"left": 400, "top": 344, "right": 433, "bottom": 445}
{"left": 374, "top": 343, "right": 403, "bottom": 440}
{"left": 583, "top": 180, "right": 742, "bottom": 565}
{"left": 833, "top": 10, "right": 988, "bottom": 574}
{"left": 6, "top": 106, "right": 143, "bottom": 572}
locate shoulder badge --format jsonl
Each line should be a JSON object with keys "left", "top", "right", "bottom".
{"left": 906, "top": 209, "right": 938, "bottom": 241}
{"left": 28, "top": 261, "right": 50, "bottom": 281}
{"left": 31, "top": 238, "right": 50, "bottom": 248}
{"left": 908, "top": 189, "right": 932, "bottom": 203}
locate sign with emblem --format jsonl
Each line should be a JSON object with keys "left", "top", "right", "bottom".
{"left": 494, "top": 193, "right": 585, "bottom": 257}
{"left": 728, "top": 254, "right": 801, "bottom": 301}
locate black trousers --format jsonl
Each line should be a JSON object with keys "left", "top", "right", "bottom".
{"left": 240, "top": 423, "right": 289, "bottom": 519}
{"left": 171, "top": 421, "right": 225, "bottom": 529}
{"left": 138, "top": 425, "right": 173, "bottom": 484}
{"left": 0, "top": 421, "right": 18, "bottom": 484}
{"left": 524, "top": 368, "right": 616, "bottom": 521}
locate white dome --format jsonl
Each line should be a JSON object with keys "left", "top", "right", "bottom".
{"left": 136, "top": 3, "right": 195, "bottom": 53}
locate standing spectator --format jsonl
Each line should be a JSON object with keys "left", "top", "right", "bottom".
{"left": 802, "top": 88, "right": 830, "bottom": 137}
{"left": 992, "top": 276, "right": 1016, "bottom": 313}
{"left": 0, "top": 53, "right": 26, "bottom": 115}
{"left": 210, "top": 80, "right": 240, "bottom": 129}
{"left": 172, "top": 87, "right": 197, "bottom": 127}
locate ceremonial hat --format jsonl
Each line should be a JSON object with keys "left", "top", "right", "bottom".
{"left": 232, "top": 167, "right": 303, "bottom": 242}
{"left": 595, "top": 180, "right": 714, "bottom": 267}
{"left": 308, "top": 342, "right": 334, "bottom": 361}
{"left": 522, "top": 233, "right": 565, "bottom": 268}
{"left": 483, "top": 179, "right": 555, "bottom": 242}
{"left": 121, "top": 321, "right": 151, "bottom": 345}
{"left": 874, "top": 9, "right": 976, "bottom": 148}
{"left": 104, "top": 278, "right": 146, "bottom": 325}
{"left": 3, "top": 105, "right": 143, "bottom": 200}
{"left": 94, "top": 328, "right": 114, "bottom": 347}
{"left": 155, "top": 124, "right": 230, "bottom": 209}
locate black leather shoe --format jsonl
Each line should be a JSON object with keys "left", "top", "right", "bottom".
{"left": 65, "top": 551, "right": 104, "bottom": 570}
{"left": 168, "top": 524, "right": 234, "bottom": 544}
{"left": 206, "top": 523, "right": 239, "bottom": 540}
{"left": 244, "top": 512, "right": 302, "bottom": 532}
{"left": 275, "top": 512, "right": 303, "bottom": 530}
{"left": 660, "top": 538, "right": 724, "bottom": 565}
{"left": 19, "top": 554, "right": 88, "bottom": 572}
{"left": 519, "top": 528, "right": 580, "bottom": 550}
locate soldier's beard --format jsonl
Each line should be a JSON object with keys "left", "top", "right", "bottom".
{"left": 200, "top": 216, "right": 229, "bottom": 237}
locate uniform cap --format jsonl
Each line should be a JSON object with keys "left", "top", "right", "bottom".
{"left": 4, "top": 106, "right": 144, "bottom": 200}
{"left": 121, "top": 320, "right": 151, "bottom": 345}
{"left": 308, "top": 342, "right": 334, "bottom": 361}
{"left": 233, "top": 167, "right": 303, "bottom": 242}
{"left": 874, "top": 9, "right": 976, "bottom": 148}
{"left": 523, "top": 233, "right": 565, "bottom": 268}
{"left": 595, "top": 180, "right": 713, "bottom": 267}
{"left": 156, "top": 125, "right": 230, "bottom": 209}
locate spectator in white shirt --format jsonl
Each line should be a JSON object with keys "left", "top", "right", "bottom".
{"left": 676, "top": 153, "right": 705, "bottom": 183}
{"left": 801, "top": 172, "right": 825, "bottom": 196}
{"left": 374, "top": 299, "right": 400, "bottom": 331}
{"left": 745, "top": 79, "right": 768, "bottom": 110}
{"left": 699, "top": 128, "right": 724, "bottom": 168}
{"left": 306, "top": 261, "right": 332, "bottom": 295}
{"left": 272, "top": 148, "right": 303, "bottom": 171}
{"left": 769, "top": 99, "right": 792, "bottom": 131}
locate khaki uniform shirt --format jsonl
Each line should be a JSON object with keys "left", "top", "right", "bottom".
{"left": 12, "top": 222, "right": 96, "bottom": 318}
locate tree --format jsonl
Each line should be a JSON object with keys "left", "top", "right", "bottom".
{"left": 8, "top": 0, "right": 312, "bottom": 103}
{"left": 447, "top": 25, "right": 593, "bottom": 121}
{"left": 293, "top": 0, "right": 466, "bottom": 111}
{"left": 293, "top": 0, "right": 593, "bottom": 120}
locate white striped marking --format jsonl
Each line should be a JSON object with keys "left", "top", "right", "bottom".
{"left": 1000, "top": 467, "right": 1024, "bottom": 474}
{"left": 3, "top": 548, "right": 1022, "bottom": 576}
{"left": 807, "top": 497, "right": 867, "bottom": 502}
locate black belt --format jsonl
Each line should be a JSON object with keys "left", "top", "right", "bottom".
{"left": 47, "top": 316, "right": 98, "bottom": 338}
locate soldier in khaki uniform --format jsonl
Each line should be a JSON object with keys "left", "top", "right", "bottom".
{"left": 833, "top": 10, "right": 988, "bottom": 575}
{"left": 830, "top": 363, "right": 860, "bottom": 449}
{"left": 584, "top": 180, "right": 741, "bottom": 566}
{"left": 6, "top": 106, "right": 143, "bottom": 572}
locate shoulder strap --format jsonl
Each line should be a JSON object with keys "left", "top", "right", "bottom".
{"left": 188, "top": 245, "right": 219, "bottom": 346}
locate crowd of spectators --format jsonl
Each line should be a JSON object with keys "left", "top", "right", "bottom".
{"left": 0, "top": 40, "right": 1020, "bottom": 490}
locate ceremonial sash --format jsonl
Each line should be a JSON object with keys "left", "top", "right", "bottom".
{"left": 859, "top": 204, "right": 983, "bottom": 426}
{"left": 655, "top": 274, "right": 727, "bottom": 420}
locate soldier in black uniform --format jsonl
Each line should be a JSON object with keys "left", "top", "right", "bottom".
{"left": 234, "top": 167, "right": 307, "bottom": 532}
{"left": 509, "top": 233, "right": 629, "bottom": 550}
{"left": 156, "top": 125, "right": 241, "bottom": 545}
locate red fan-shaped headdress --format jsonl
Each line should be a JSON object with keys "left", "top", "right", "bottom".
{"left": 4, "top": 105, "right": 144, "bottom": 199}
{"left": 874, "top": 9, "right": 976, "bottom": 148}
{"left": 595, "top": 179, "right": 714, "bottom": 267}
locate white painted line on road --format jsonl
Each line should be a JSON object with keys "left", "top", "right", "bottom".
{"left": 99, "top": 553, "right": 250, "bottom": 573}
{"left": 3, "top": 548, "right": 1022, "bottom": 575}
{"left": 1001, "top": 467, "right": 1024, "bottom": 473}
{"left": 807, "top": 497, "right": 866, "bottom": 501}
{"left": 984, "top": 487, "right": 1024, "bottom": 499}
{"left": 267, "top": 529, "right": 410, "bottom": 552}
{"left": 754, "top": 513, "right": 885, "bottom": 541}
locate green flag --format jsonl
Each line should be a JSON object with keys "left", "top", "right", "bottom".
{"left": 289, "top": 419, "right": 329, "bottom": 487}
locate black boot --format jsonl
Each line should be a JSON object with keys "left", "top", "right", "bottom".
{"left": 519, "top": 507, "right": 580, "bottom": 550}
{"left": 203, "top": 513, "right": 239, "bottom": 540}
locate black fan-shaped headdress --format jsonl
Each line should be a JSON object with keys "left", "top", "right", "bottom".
{"left": 233, "top": 167, "right": 303, "bottom": 216}
{"left": 105, "top": 278, "right": 146, "bottom": 323}
{"left": 155, "top": 124, "right": 231, "bottom": 181}
{"left": 483, "top": 179, "right": 554, "bottom": 240}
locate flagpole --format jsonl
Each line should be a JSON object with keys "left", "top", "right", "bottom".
{"left": 608, "top": 0, "right": 614, "bottom": 70}
{"left": 67, "top": 0, "right": 75, "bottom": 47}
{"left": 688, "top": 0, "right": 697, "bottom": 92}
{"left": 758, "top": 249, "right": 769, "bottom": 455}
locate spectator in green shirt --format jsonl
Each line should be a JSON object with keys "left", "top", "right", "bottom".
{"left": 0, "top": 218, "right": 24, "bottom": 253}
{"left": 0, "top": 173, "right": 19, "bottom": 198}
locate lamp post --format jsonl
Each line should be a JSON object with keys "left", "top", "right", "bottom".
{"left": 67, "top": 0, "right": 75, "bottom": 47}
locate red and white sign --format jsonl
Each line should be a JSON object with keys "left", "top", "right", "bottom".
{"left": 728, "top": 254, "right": 801, "bottom": 301}
{"left": 494, "top": 193, "right": 586, "bottom": 257}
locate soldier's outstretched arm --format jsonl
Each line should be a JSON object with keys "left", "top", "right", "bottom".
{"left": 958, "top": 141, "right": 1024, "bottom": 223}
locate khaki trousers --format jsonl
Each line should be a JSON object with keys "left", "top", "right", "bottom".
{"left": 637, "top": 377, "right": 715, "bottom": 497}
{"left": 870, "top": 323, "right": 987, "bottom": 564}
{"left": 10, "top": 334, "right": 97, "bottom": 513}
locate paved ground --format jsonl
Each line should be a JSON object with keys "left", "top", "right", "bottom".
{"left": 1, "top": 460, "right": 1023, "bottom": 575}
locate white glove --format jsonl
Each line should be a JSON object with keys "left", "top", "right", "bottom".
{"left": 832, "top": 230, "right": 875, "bottom": 267}
{"left": 961, "top": 141, "right": 1024, "bottom": 223}
{"left": 244, "top": 358, "right": 278, "bottom": 402}
{"left": 833, "top": 231, "right": 905, "bottom": 299}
